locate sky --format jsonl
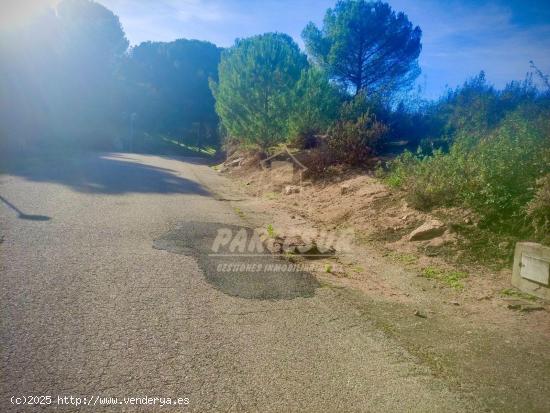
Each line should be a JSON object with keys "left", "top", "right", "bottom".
{"left": 6, "top": 0, "right": 550, "bottom": 99}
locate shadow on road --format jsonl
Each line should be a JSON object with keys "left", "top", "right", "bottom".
{"left": 1, "top": 153, "right": 210, "bottom": 196}
{"left": 0, "top": 195, "right": 51, "bottom": 221}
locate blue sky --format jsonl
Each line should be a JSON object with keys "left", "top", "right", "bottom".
{"left": 99, "top": 0, "right": 550, "bottom": 99}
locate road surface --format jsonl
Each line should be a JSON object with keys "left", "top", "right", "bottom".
{"left": 0, "top": 153, "right": 477, "bottom": 412}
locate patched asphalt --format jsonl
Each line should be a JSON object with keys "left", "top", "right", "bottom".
{"left": 153, "top": 222, "right": 319, "bottom": 300}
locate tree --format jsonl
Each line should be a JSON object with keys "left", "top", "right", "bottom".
{"left": 302, "top": 0, "right": 422, "bottom": 99}
{"left": 0, "top": 0, "right": 130, "bottom": 151}
{"left": 55, "top": 0, "right": 129, "bottom": 146}
{"left": 288, "top": 68, "right": 342, "bottom": 142}
{"left": 210, "top": 33, "right": 307, "bottom": 148}
{"left": 123, "top": 39, "right": 222, "bottom": 148}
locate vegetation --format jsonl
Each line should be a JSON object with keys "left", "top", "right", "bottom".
{"left": 210, "top": 33, "right": 307, "bottom": 149}
{"left": 302, "top": 0, "right": 422, "bottom": 99}
{"left": 123, "top": 39, "right": 221, "bottom": 150}
{"left": 0, "top": 0, "right": 128, "bottom": 152}
{"left": 326, "top": 95, "right": 388, "bottom": 165}
{"left": 384, "top": 80, "right": 550, "bottom": 245}
{"left": 0, "top": 0, "right": 221, "bottom": 155}
{"left": 287, "top": 68, "right": 342, "bottom": 146}
{"left": 267, "top": 224, "right": 277, "bottom": 238}
{"left": 420, "top": 266, "right": 469, "bottom": 290}
{"left": 500, "top": 288, "right": 537, "bottom": 302}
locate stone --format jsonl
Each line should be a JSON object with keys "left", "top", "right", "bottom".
{"left": 340, "top": 184, "right": 351, "bottom": 195}
{"left": 408, "top": 220, "right": 446, "bottom": 241}
{"left": 283, "top": 185, "right": 300, "bottom": 195}
{"left": 414, "top": 310, "right": 427, "bottom": 318}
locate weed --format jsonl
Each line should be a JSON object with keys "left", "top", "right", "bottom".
{"left": 420, "top": 266, "right": 469, "bottom": 290}
{"left": 388, "top": 251, "right": 418, "bottom": 265}
{"left": 233, "top": 207, "right": 245, "bottom": 218}
{"left": 500, "top": 288, "right": 537, "bottom": 302}
{"left": 325, "top": 264, "right": 333, "bottom": 273}
{"left": 266, "top": 224, "right": 276, "bottom": 238}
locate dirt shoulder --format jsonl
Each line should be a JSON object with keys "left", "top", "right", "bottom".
{"left": 197, "top": 156, "right": 550, "bottom": 413}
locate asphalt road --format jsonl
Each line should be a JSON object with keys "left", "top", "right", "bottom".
{"left": 0, "top": 153, "right": 477, "bottom": 412}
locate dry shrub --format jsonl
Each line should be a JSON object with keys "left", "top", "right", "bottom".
{"left": 300, "top": 147, "right": 333, "bottom": 177}
{"left": 326, "top": 112, "right": 388, "bottom": 166}
{"left": 289, "top": 129, "right": 320, "bottom": 149}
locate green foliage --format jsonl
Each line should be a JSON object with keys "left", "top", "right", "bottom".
{"left": 420, "top": 267, "right": 468, "bottom": 290}
{"left": 326, "top": 97, "right": 388, "bottom": 165}
{"left": 500, "top": 288, "right": 537, "bottom": 302}
{"left": 266, "top": 224, "right": 277, "bottom": 238}
{"left": 386, "top": 111, "right": 550, "bottom": 241}
{"left": 302, "top": 0, "right": 422, "bottom": 98}
{"left": 211, "top": 33, "right": 307, "bottom": 149}
{"left": 123, "top": 39, "right": 221, "bottom": 148}
{"left": 526, "top": 174, "right": 550, "bottom": 244}
{"left": 1, "top": 0, "right": 222, "bottom": 153}
{"left": 416, "top": 72, "right": 544, "bottom": 153}
{"left": 287, "top": 68, "right": 342, "bottom": 142}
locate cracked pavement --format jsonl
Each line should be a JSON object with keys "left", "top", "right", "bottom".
{"left": 0, "top": 153, "right": 480, "bottom": 411}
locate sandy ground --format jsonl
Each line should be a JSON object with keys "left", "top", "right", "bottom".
{"left": 214, "top": 158, "right": 550, "bottom": 412}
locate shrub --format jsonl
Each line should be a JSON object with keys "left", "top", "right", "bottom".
{"left": 386, "top": 110, "right": 550, "bottom": 239}
{"left": 386, "top": 148, "right": 465, "bottom": 209}
{"left": 527, "top": 174, "right": 550, "bottom": 243}
{"left": 327, "top": 111, "right": 388, "bottom": 166}
{"left": 300, "top": 146, "right": 334, "bottom": 177}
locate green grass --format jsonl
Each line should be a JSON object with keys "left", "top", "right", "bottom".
{"left": 388, "top": 251, "right": 418, "bottom": 265}
{"left": 420, "top": 266, "right": 469, "bottom": 290}
{"left": 266, "top": 224, "right": 276, "bottom": 238}
{"left": 233, "top": 207, "right": 245, "bottom": 219}
{"left": 500, "top": 288, "right": 537, "bottom": 302}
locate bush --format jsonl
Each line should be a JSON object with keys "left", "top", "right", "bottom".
{"left": 386, "top": 110, "right": 550, "bottom": 239}
{"left": 527, "top": 175, "right": 550, "bottom": 243}
{"left": 385, "top": 149, "right": 465, "bottom": 209}
{"left": 326, "top": 110, "right": 388, "bottom": 166}
{"left": 327, "top": 94, "right": 388, "bottom": 166}
{"left": 300, "top": 147, "right": 334, "bottom": 177}
{"left": 407, "top": 72, "right": 545, "bottom": 154}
